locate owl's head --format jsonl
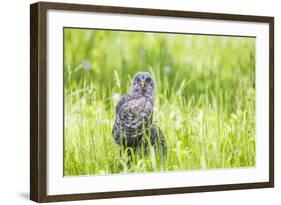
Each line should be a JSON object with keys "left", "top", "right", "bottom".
{"left": 132, "top": 72, "right": 155, "bottom": 95}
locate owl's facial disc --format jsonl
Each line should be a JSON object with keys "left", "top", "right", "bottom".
{"left": 140, "top": 79, "right": 145, "bottom": 88}
{"left": 132, "top": 72, "right": 154, "bottom": 95}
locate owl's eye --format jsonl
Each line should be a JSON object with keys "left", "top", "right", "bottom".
{"left": 145, "top": 78, "right": 151, "bottom": 83}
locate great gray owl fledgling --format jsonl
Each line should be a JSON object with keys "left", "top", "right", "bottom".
{"left": 112, "top": 72, "right": 166, "bottom": 158}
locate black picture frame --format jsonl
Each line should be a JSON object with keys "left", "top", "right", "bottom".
{"left": 30, "top": 1, "right": 274, "bottom": 202}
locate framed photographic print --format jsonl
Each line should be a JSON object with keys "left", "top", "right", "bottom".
{"left": 30, "top": 1, "right": 274, "bottom": 202}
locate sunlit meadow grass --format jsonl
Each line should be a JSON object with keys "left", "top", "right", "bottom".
{"left": 63, "top": 29, "right": 256, "bottom": 176}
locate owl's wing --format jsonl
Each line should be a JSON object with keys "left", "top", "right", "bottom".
{"left": 113, "top": 93, "right": 135, "bottom": 144}
{"left": 117, "top": 93, "right": 142, "bottom": 129}
{"left": 115, "top": 93, "right": 133, "bottom": 115}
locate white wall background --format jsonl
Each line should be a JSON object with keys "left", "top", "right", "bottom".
{"left": 0, "top": 0, "right": 279, "bottom": 204}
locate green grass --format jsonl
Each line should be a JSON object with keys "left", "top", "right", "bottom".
{"left": 63, "top": 28, "right": 256, "bottom": 176}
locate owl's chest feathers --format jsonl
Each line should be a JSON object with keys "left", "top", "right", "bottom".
{"left": 119, "top": 93, "right": 154, "bottom": 132}
{"left": 125, "top": 96, "right": 152, "bottom": 114}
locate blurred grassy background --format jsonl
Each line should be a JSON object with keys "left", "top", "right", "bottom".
{"left": 64, "top": 28, "right": 256, "bottom": 176}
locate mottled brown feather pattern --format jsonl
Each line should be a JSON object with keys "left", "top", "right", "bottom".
{"left": 112, "top": 72, "right": 166, "bottom": 158}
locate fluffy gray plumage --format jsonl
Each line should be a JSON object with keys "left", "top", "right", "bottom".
{"left": 112, "top": 72, "right": 166, "bottom": 158}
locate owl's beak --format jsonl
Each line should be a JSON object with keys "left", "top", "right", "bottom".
{"left": 141, "top": 80, "right": 145, "bottom": 88}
